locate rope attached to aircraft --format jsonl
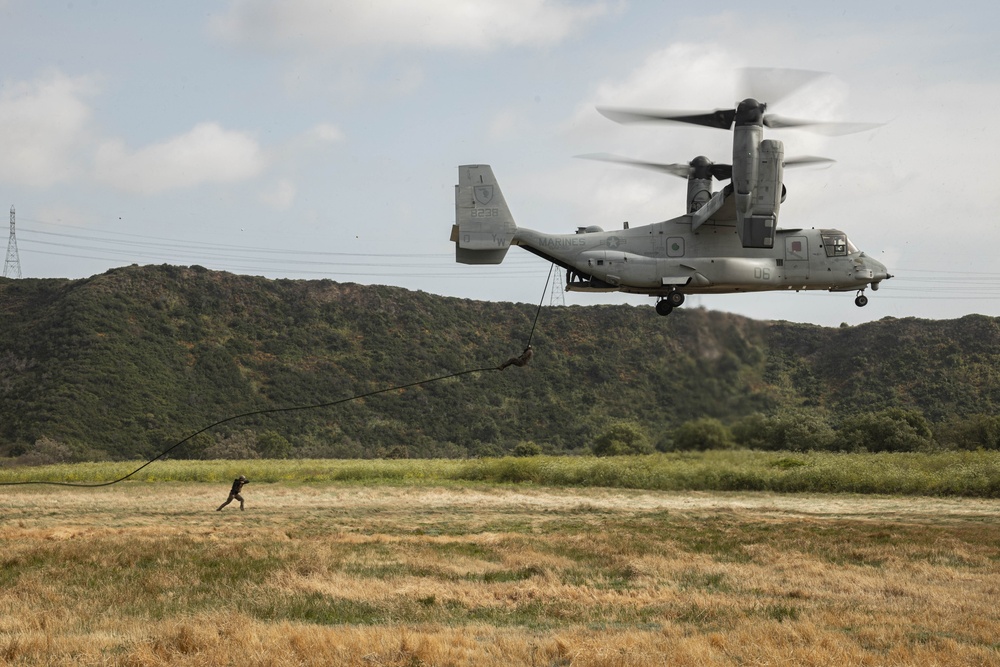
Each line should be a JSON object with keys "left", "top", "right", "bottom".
{"left": 0, "top": 267, "right": 554, "bottom": 488}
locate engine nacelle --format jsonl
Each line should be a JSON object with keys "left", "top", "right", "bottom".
{"left": 752, "top": 139, "right": 784, "bottom": 218}
{"left": 685, "top": 155, "right": 715, "bottom": 213}
{"left": 735, "top": 139, "right": 784, "bottom": 249}
{"left": 686, "top": 177, "right": 713, "bottom": 213}
{"left": 732, "top": 125, "right": 762, "bottom": 216}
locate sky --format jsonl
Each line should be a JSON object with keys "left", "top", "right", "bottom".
{"left": 1, "top": 0, "right": 998, "bottom": 327}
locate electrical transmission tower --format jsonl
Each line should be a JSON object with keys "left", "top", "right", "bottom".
{"left": 4, "top": 206, "right": 21, "bottom": 279}
{"left": 549, "top": 268, "right": 566, "bottom": 306}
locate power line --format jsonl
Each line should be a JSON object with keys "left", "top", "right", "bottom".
{"left": 17, "top": 216, "right": 1000, "bottom": 303}
{"left": 20, "top": 222, "right": 458, "bottom": 259}
{"left": 15, "top": 217, "right": 545, "bottom": 281}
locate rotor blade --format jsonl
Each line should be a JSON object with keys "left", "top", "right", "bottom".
{"left": 783, "top": 155, "right": 836, "bottom": 168}
{"left": 764, "top": 114, "right": 883, "bottom": 135}
{"left": 597, "top": 106, "right": 736, "bottom": 130}
{"left": 577, "top": 153, "right": 734, "bottom": 181}
{"left": 739, "top": 68, "right": 829, "bottom": 106}
{"left": 576, "top": 153, "right": 692, "bottom": 178}
{"left": 709, "top": 163, "right": 733, "bottom": 181}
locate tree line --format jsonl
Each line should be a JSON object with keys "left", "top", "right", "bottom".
{"left": 3, "top": 265, "right": 1000, "bottom": 464}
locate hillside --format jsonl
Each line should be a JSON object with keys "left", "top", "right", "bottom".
{"left": 1, "top": 265, "right": 999, "bottom": 460}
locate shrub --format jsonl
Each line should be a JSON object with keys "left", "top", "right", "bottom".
{"left": 17, "top": 436, "right": 75, "bottom": 466}
{"left": 512, "top": 441, "right": 543, "bottom": 457}
{"left": 669, "top": 418, "right": 734, "bottom": 451}
{"left": 731, "top": 413, "right": 769, "bottom": 449}
{"left": 469, "top": 442, "right": 504, "bottom": 458}
{"left": 203, "top": 430, "right": 261, "bottom": 460}
{"left": 835, "top": 408, "right": 934, "bottom": 452}
{"left": 732, "top": 410, "right": 836, "bottom": 451}
{"left": 257, "top": 430, "right": 292, "bottom": 459}
{"left": 173, "top": 432, "right": 214, "bottom": 460}
{"left": 383, "top": 445, "right": 410, "bottom": 459}
{"left": 936, "top": 414, "right": 1000, "bottom": 450}
{"left": 592, "top": 422, "right": 653, "bottom": 457}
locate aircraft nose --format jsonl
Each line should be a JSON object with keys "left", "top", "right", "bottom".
{"left": 875, "top": 265, "right": 891, "bottom": 282}
{"left": 868, "top": 258, "right": 891, "bottom": 287}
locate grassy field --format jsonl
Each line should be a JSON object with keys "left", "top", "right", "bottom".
{"left": 1, "top": 458, "right": 999, "bottom": 665}
{"left": 2, "top": 450, "right": 1000, "bottom": 496}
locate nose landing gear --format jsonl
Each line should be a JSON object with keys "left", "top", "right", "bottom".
{"left": 855, "top": 290, "right": 868, "bottom": 307}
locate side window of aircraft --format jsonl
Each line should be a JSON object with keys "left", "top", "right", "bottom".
{"left": 821, "top": 233, "right": 849, "bottom": 257}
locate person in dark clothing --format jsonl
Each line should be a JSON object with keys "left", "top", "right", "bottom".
{"left": 217, "top": 475, "right": 248, "bottom": 511}
{"left": 498, "top": 345, "right": 533, "bottom": 370}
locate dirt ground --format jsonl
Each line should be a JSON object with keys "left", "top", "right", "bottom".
{"left": 5, "top": 482, "right": 998, "bottom": 527}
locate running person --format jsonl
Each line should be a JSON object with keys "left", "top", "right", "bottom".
{"left": 217, "top": 475, "right": 248, "bottom": 511}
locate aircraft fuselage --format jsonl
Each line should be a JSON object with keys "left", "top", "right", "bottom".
{"left": 514, "top": 218, "right": 889, "bottom": 297}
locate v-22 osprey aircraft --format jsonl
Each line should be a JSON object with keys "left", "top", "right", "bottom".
{"left": 450, "top": 90, "right": 892, "bottom": 316}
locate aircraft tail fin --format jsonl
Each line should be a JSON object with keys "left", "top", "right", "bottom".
{"left": 452, "top": 164, "right": 517, "bottom": 265}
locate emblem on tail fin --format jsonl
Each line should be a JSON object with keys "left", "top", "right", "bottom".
{"left": 474, "top": 185, "right": 494, "bottom": 206}
{"left": 454, "top": 165, "right": 516, "bottom": 265}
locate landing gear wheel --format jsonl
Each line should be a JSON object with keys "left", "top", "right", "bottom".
{"left": 667, "top": 291, "right": 685, "bottom": 308}
{"left": 655, "top": 300, "right": 673, "bottom": 316}
{"left": 855, "top": 294, "right": 869, "bottom": 307}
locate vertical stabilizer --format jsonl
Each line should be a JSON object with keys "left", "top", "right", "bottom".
{"left": 452, "top": 164, "right": 517, "bottom": 264}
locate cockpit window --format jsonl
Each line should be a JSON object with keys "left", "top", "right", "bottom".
{"left": 821, "top": 232, "right": 853, "bottom": 257}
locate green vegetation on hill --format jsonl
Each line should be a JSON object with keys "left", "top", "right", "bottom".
{"left": 2, "top": 265, "right": 1000, "bottom": 461}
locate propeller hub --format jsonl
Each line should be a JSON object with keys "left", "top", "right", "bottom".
{"left": 735, "top": 98, "right": 766, "bottom": 126}
{"left": 689, "top": 155, "right": 714, "bottom": 180}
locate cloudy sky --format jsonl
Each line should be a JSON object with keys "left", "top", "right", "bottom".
{"left": 1, "top": 0, "right": 997, "bottom": 327}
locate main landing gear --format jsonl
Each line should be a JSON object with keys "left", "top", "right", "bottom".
{"left": 855, "top": 290, "right": 868, "bottom": 307}
{"left": 656, "top": 291, "right": 685, "bottom": 316}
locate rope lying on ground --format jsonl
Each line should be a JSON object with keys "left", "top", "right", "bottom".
{"left": 0, "top": 265, "right": 556, "bottom": 488}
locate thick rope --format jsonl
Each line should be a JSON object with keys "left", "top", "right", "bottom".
{"left": 0, "top": 268, "right": 555, "bottom": 487}
{"left": 525, "top": 264, "right": 554, "bottom": 349}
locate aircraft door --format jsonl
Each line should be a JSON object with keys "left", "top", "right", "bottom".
{"left": 784, "top": 235, "right": 809, "bottom": 279}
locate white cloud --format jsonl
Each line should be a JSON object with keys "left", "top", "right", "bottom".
{"left": 594, "top": 44, "right": 741, "bottom": 109}
{"left": 94, "top": 123, "right": 266, "bottom": 194}
{"left": 559, "top": 44, "right": 746, "bottom": 223}
{"left": 487, "top": 108, "right": 525, "bottom": 142}
{"left": 565, "top": 43, "right": 745, "bottom": 154}
{"left": 260, "top": 178, "right": 296, "bottom": 210}
{"left": 0, "top": 71, "right": 98, "bottom": 188}
{"left": 211, "top": 0, "right": 608, "bottom": 53}
{"left": 308, "top": 123, "right": 344, "bottom": 143}
{"left": 558, "top": 43, "right": 899, "bottom": 227}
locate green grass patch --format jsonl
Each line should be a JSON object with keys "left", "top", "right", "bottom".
{"left": 3, "top": 450, "right": 1000, "bottom": 497}
{"left": 247, "top": 592, "right": 391, "bottom": 625}
{"left": 472, "top": 566, "right": 544, "bottom": 584}
{"left": 761, "top": 603, "right": 800, "bottom": 623}
{"left": 677, "top": 570, "right": 732, "bottom": 594}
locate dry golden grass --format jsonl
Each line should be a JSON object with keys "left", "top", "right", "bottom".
{"left": 1, "top": 483, "right": 998, "bottom": 665}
